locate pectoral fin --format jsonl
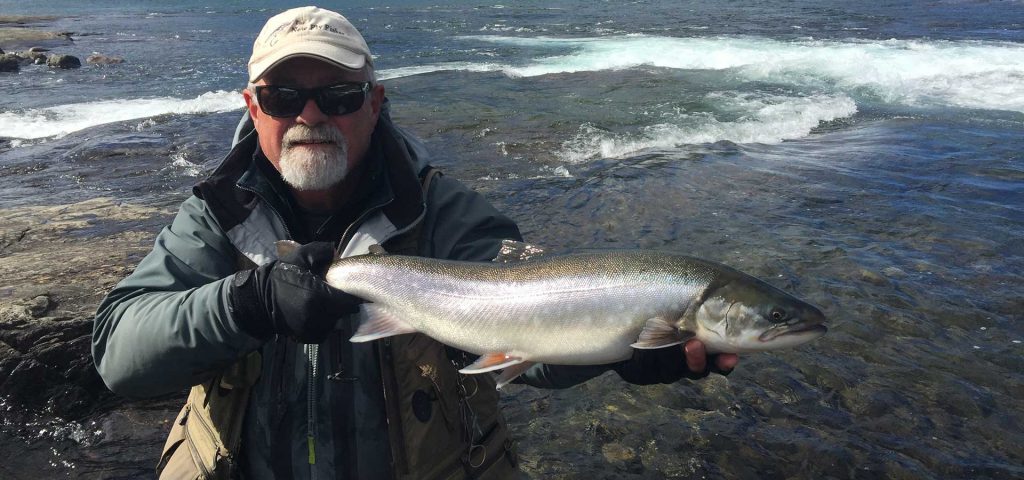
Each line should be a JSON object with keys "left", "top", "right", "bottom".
{"left": 494, "top": 361, "right": 536, "bottom": 389}
{"left": 459, "top": 352, "right": 524, "bottom": 374}
{"left": 630, "top": 317, "right": 691, "bottom": 349}
{"left": 349, "top": 304, "right": 418, "bottom": 342}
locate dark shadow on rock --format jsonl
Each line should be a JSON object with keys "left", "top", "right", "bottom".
{"left": 0, "top": 294, "right": 113, "bottom": 419}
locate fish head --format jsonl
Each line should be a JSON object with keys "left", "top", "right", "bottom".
{"left": 692, "top": 274, "right": 827, "bottom": 352}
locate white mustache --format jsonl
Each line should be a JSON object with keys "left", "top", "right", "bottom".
{"left": 282, "top": 124, "right": 346, "bottom": 146}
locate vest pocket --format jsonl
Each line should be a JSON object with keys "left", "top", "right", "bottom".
{"left": 465, "top": 422, "right": 519, "bottom": 479}
{"left": 155, "top": 388, "right": 226, "bottom": 479}
{"left": 384, "top": 334, "right": 522, "bottom": 480}
{"left": 156, "top": 404, "right": 202, "bottom": 480}
{"left": 384, "top": 334, "right": 464, "bottom": 478}
{"left": 156, "top": 352, "right": 262, "bottom": 480}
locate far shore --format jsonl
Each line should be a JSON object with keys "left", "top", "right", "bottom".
{"left": 0, "top": 15, "right": 71, "bottom": 51}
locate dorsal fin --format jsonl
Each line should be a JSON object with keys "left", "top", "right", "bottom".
{"left": 493, "top": 240, "right": 547, "bottom": 263}
{"left": 368, "top": 244, "right": 388, "bottom": 256}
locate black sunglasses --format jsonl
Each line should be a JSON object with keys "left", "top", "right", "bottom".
{"left": 254, "top": 82, "right": 371, "bottom": 118}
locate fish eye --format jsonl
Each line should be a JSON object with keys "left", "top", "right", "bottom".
{"left": 770, "top": 308, "right": 787, "bottom": 321}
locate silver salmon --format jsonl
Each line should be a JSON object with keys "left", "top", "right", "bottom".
{"left": 318, "top": 240, "right": 827, "bottom": 387}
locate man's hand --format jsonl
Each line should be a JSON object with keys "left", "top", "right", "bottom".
{"left": 229, "top": 241, "right": 361, "bottom": 344}
{"left": 613, "top": 339, "right": 739, "bottom": 385}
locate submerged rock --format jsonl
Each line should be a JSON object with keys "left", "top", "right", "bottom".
{"left": 0, "top": 53, "right": 18, "bottom": 72}
{"left": 18, "top": 50, "right": 46, "bottom": 64}
{"left": 46, "top": 53, "right": 80, "bottom": 69}
{"left": 86, "top": 53, "right": 124, "bottom": 65}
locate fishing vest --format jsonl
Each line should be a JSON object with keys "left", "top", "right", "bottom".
{"left": 156, "top": 168, "right": 519, "bottom": 480}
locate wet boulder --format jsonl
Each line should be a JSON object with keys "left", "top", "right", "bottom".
{"left": 0, "top": 53, "right": 19, "bottom": 72}
{"left": 86, "top": 54, "right": 124, "bottom": 65}
{"left": 46, "top": 53, "right": 80, "bottom": 69}
{"left": 19, "top": 50, "right": 47, "bottom": 64}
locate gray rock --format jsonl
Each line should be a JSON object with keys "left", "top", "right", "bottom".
{"left": 858, "top": 268, "right": 890, "bottom": 286}
{"left": 46, "top": 53, "right": 80, "bottom": 69}
{"left": 0, "top": 293, "right": 106, "bottom": 418}
{"left": 86, "top": 53, "right": 124, "bottom": 65}
{"left": 0, "top": 199, "right": 174, "bottom": 419}
{"left": 19, "top": 50, "right": 47, "bottom": 63}
{"left": 0, "top": 53, "right": 19, "bottom": 72}
{"left": 28, "top": 46, "right": 50, "bottom": 53}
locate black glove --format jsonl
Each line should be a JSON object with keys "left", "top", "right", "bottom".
{"left": 229, "top": 241, "right": 361, "bottom": 344}
{"left": 613, "top": 346, "right": 733, "bottom": 385}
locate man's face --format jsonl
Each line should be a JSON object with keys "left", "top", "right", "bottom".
{"left": 243, "top": 57, "right": 384, "bottom": 192}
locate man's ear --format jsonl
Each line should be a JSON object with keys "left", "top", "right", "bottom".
{"left": 369, "top": 84, "right": 386, "bottom": 123}
{"left": 242, "top": 88, "right": 260, "bottom": 127}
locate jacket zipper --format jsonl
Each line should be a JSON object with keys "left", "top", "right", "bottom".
{"left": 306, "top": 343, "right": 319, "bottom": 479}
{"left": 378, "top": 339, "right": 409, "bottom": 476}
{"left": 317, "top": 200, "right": 394, "bottom": 479}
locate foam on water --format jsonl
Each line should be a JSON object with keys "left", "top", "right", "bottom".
{"left": 377, "top": 62, "right": 506, "bottom": 81}
{"left": 0, "top": 90, "right": 243, "bottom": 140}
{"left": 558, "top": 93, "right": 858, "bottom": 163}
{"left": 168, "top": 151, "right": 205, "bottom": 177}
{"left": 398, "top": 35, "right": 1024, "bottom": 113}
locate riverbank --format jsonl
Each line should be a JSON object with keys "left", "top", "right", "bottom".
{"left": 0, "top": 198, "right": 173, "bottom": 418}
{"left": 0, "top": 15, "right": 70, "bottom": 51}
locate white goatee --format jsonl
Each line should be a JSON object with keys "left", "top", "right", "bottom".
{"left": 278, "top": 124, "right": 349, "bottom": 191}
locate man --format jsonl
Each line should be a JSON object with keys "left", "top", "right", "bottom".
{"left": 92, "top": 6, "right": 738, "bottom": 479}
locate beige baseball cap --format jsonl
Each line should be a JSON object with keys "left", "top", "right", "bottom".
{"left": 248, "top": 6, "right": 373, "bottom": 83}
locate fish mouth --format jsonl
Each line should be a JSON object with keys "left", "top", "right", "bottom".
{"left": 759, "top": 322, "right": 828, "bottom": 342}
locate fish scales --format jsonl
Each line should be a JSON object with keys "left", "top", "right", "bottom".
{"left": 327, "top": 252, "right": 720, "bottom": 364}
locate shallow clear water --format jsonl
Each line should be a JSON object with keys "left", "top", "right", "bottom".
{"left": 1, "top": 1, "right": 1022, "bottom": 478}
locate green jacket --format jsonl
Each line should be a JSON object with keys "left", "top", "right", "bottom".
{"left": 92, "top": 113, "right": 609, "bottom": 479}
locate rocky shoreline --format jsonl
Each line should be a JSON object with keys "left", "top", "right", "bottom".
{"left": 0, "top": 15, "right": 122, "bottom": 73}
{"left": 0, "top": 198, "right": 175, "bottom": 420}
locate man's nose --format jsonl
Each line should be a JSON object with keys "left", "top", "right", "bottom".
{"left": 296, "top": 98, "right": 329, "bottom": 125}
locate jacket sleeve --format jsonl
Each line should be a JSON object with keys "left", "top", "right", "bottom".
{"left": 92, "top": 196, "right": 265, "bottom": 398}
{"left": 421, "top": 174, "right": 613, "bottom": 389}
{"left": 420, "top": 173, "right": 523, "bottom": 262}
